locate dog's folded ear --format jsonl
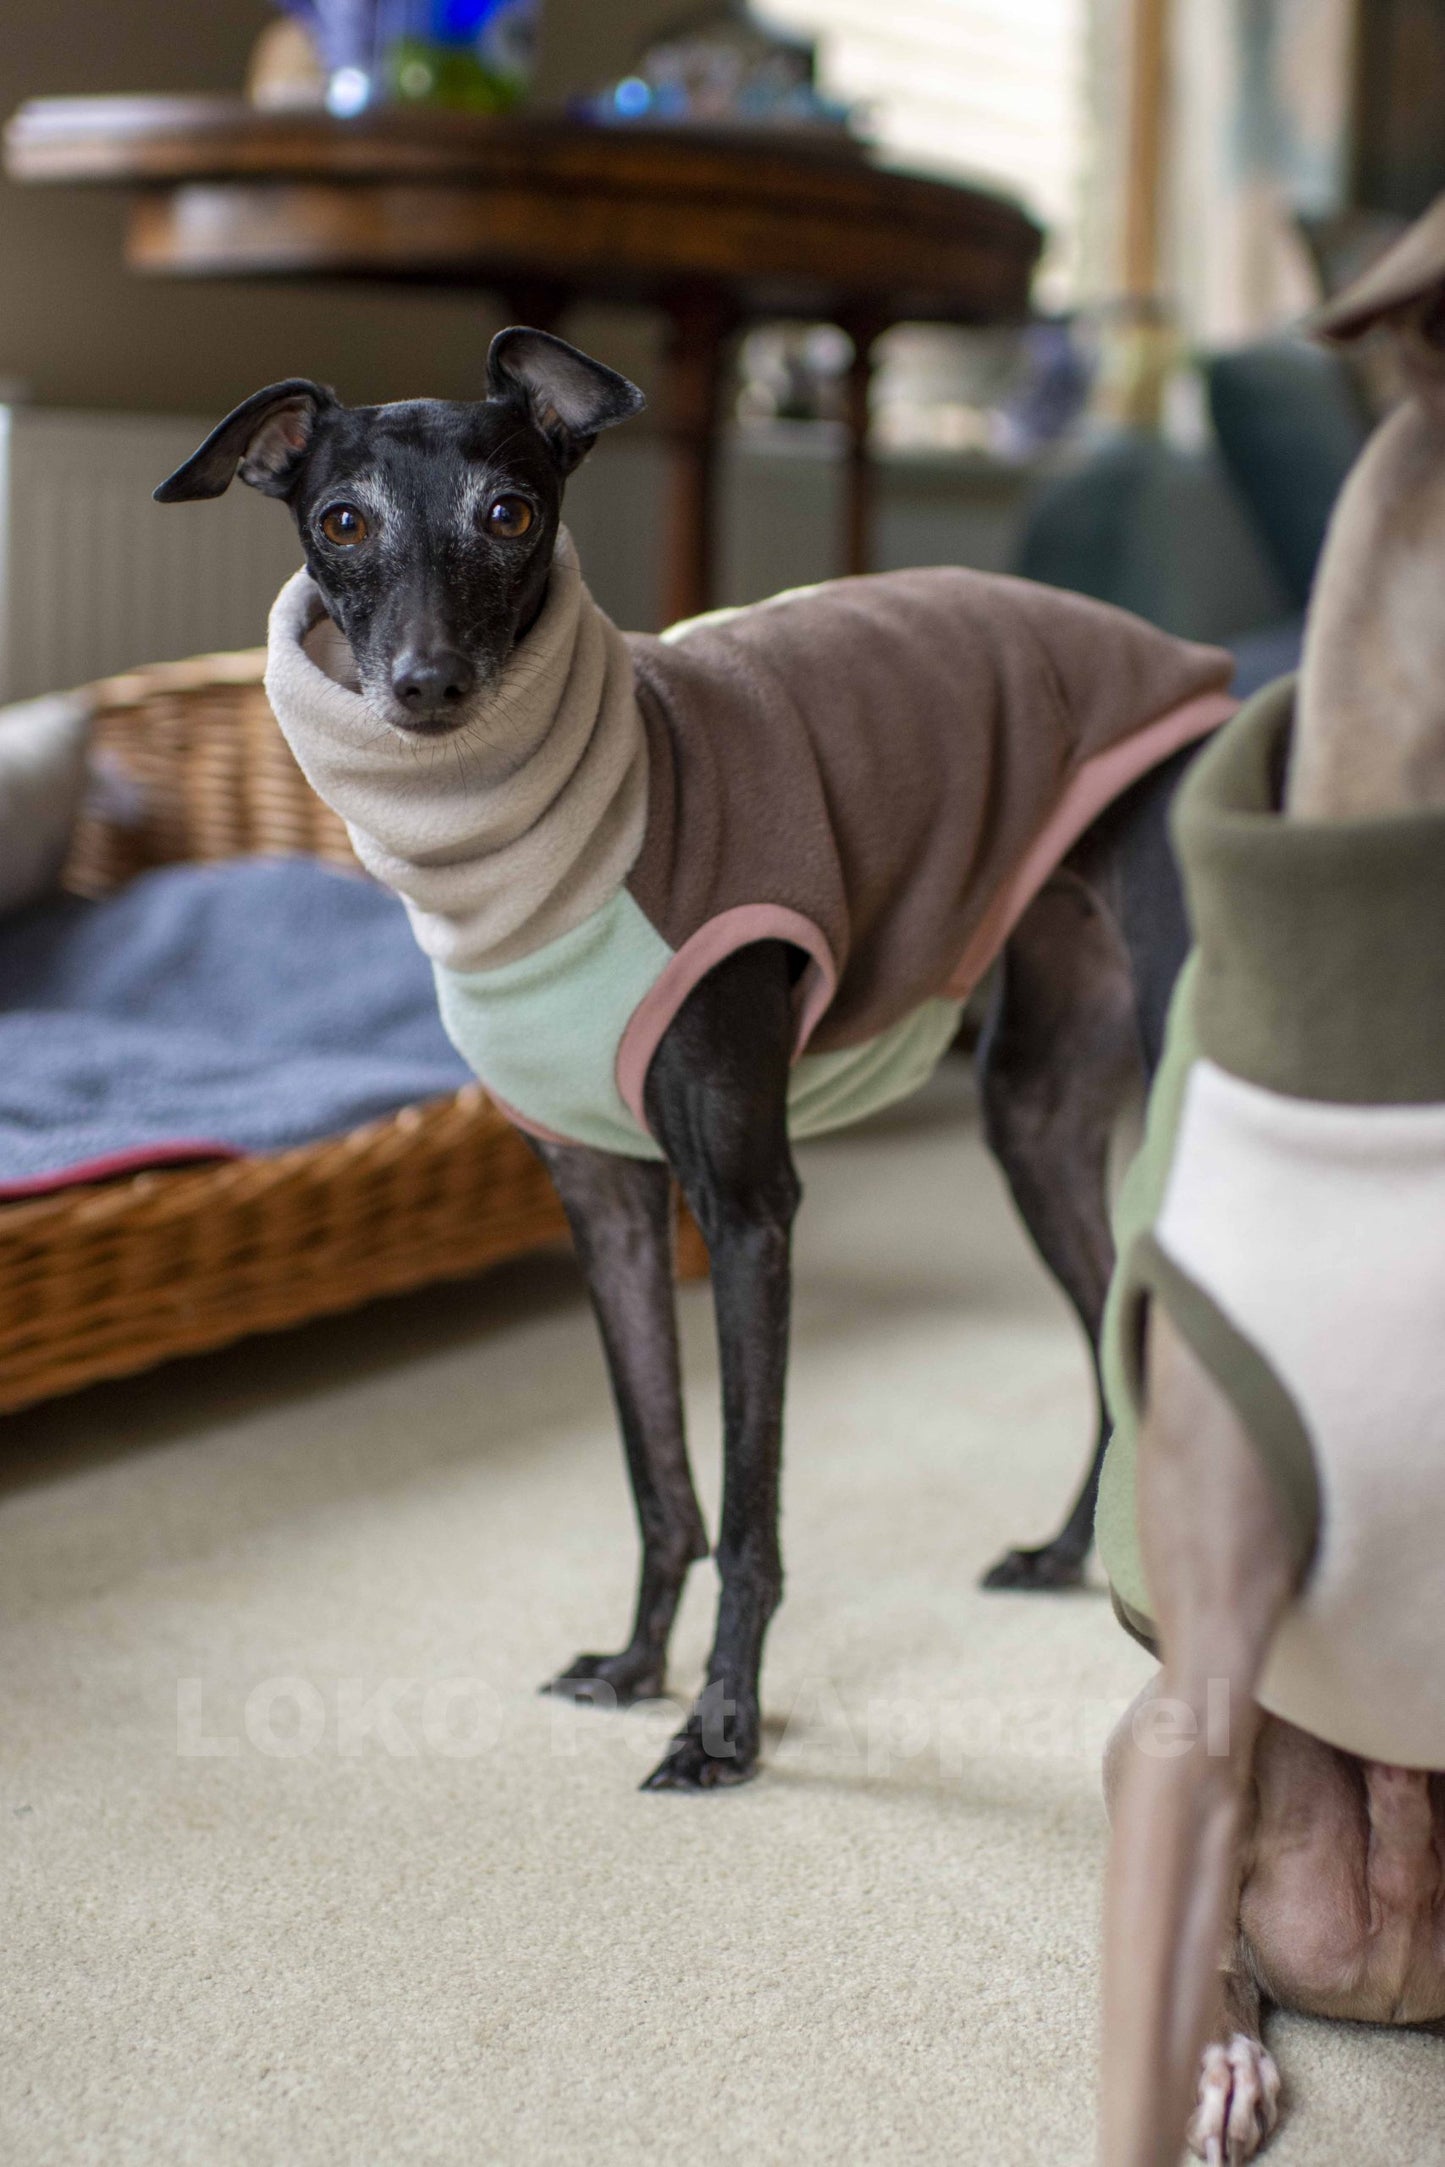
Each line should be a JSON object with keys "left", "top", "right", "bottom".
{"left": 153, "top": 380, "right": 337, "bottom": 503}
{"left": 1317, "top": 197, "right": 1445, "bottom": 348}
{"left": 486, "top": 329, "right": 645, "bottom": 472}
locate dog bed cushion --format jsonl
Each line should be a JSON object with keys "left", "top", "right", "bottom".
{"left": 0, "top": 856, "right": 472, "bottom": 1198}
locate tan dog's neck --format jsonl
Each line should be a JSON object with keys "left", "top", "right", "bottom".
{"left": 1293, "top": 391, "right": 1445, "bottom": 820}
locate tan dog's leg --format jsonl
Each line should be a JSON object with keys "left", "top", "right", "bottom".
{"left": 1105, "top": 1689, "right": 1277, "bottom": 2164}
{"left": 1100, "top": 1306, "right": 1301, "bottom": 2166}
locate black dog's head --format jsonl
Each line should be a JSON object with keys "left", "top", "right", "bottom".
{"left": 155, "top": 330, "right": 644, "bottom": 736}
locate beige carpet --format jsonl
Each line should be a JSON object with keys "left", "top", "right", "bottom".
{"left": 1, "top": 1071, "right": 1437, "bottom": 2165}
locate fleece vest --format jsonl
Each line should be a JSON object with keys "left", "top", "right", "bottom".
{"left": 1098, "top": 678, "right": 1445, "bottom": 1771}
{"left": 265, "top": 530, "right": 1236, "bottom": 1159}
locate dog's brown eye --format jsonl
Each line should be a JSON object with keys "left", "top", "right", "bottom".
{"left": 320, "top": 505, "right": 368, "bottom": 547}
{"left": 486, "top": 495, "right": 533, "bottom": 539}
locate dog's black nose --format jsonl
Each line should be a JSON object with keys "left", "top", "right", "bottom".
{"left": 391, "top": 649, "right": 475, "bottom": 719}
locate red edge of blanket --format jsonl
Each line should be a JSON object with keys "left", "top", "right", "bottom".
{"left": 0, "top": 1141, "right": 242, "bottom": 1203}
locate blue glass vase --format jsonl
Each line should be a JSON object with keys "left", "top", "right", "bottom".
{"left": 275, "top": 1, "right": 384, "bottom": 113}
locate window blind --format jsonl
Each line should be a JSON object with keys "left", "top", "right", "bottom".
{"left": 758, "top": 0, "right": 1091, "bottom": 297}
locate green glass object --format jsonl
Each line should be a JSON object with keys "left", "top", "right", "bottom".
{"left": 385, "top": 34, "right": 521, "bottom": 111}
{"left": 378, "top": 0, "right": 538, "bottom": 112}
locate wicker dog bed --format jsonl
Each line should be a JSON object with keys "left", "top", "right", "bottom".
{"left": 0, "top": 649, "right": 703, "bottom": 1418}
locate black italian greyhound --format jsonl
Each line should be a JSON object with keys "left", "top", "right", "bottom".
{"left": 157, "top": 331, "right": 1196, "bottom": 1791}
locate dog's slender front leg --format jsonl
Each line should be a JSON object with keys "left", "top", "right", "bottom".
{"left": 532, "top": 1141, "right": 708, "bottom": 1706}
{"left": 639, "top": 941, "right": 800, "bottom": 1792}
{"left": 1100, "top": 1306, "right": 1298, "bottom": 2167}
{"left": 1106, "top": 1687, "right": 1279, "bottom": 2166}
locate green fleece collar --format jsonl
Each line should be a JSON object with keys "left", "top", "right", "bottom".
{"left": 1173, "top": 677, "right": 1445, "bottom": 1105}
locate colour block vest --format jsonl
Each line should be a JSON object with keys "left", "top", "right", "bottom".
{"left": 265, "top": 531, "right": 1235, "bottom": 1160}
{"left": 1098, "top": 678, "right": 1445, "bottom": 1770}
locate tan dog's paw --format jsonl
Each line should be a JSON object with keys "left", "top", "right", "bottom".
{"left": 1187, "top": 2034, "right": 1281, "bottom": 2165}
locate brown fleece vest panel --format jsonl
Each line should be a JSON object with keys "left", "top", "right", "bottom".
{"left": 624, "top": 570, "right": 1236, "bottom": 1053}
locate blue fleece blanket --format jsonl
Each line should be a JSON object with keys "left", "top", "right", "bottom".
{"left": 0, "top": 858, "right": 473, "bottom": 1195}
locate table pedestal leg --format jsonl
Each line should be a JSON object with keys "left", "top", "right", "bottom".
{"left": 660, "top": 289, "right": 733, "bottom": 628}
{"left": 840, "top": 314, "right": 888, "bottom": 578}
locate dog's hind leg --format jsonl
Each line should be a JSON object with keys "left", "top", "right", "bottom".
{"left": 531, "top": 1142, "right": 709, "bottom": 1707}
{"left": 977, "top": 866, "right": 1140, "bottom": 1590}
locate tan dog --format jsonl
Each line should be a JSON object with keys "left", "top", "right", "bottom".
{"left": 1099, "top": 201, "right": 1445, "bottom": 2165}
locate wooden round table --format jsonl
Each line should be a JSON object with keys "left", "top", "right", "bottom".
{"left": 5, "top": 98, "right": 1042, "bottom": 623}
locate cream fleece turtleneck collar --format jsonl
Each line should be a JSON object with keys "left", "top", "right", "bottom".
{"left": 263, "top": 529, "right": 648, "bottom": 974}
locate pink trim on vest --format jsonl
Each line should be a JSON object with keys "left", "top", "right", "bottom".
{"left": 611, "top": 689, "right": 1233, "bottom": 1143}
{"left": 481, "top": 1088, "right": 577, "bottom": 1149}
{"left": 616, "top": 905, "right": 837, "bottom": 1134}
{"left": 943, "top": 689, "right": 1238, "bottom": 999}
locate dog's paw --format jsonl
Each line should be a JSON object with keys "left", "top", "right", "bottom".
{"left": 641, "top": 1726, "right": 758, "bottom": 1793}
{"left": 980, "top": 1540, "right": 1088, "bottom": 1592}
{"left": 540, "top": 1651, "right": 665, "bottom": 1709}
{"left": 640, "top": 1689, "right": 760, "bottom": 1793}
{"left": 1187, "top": 2034, "right": 1281, "bottom": 2165}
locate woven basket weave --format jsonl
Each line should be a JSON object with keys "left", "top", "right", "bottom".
{"left": 0, "top": 649, "right": 703, "bottom": 1417}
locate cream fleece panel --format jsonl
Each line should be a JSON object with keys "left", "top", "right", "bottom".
{"left": 1155, "top": 1057, "right": 1445, "bottom": 1770}
{"left": 263, "top": 530, "right": 648, "bottom": 973}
